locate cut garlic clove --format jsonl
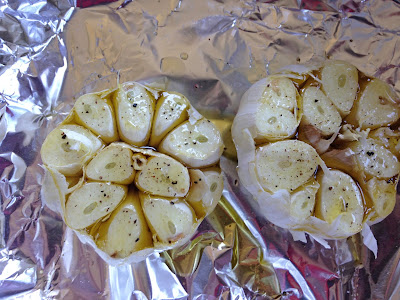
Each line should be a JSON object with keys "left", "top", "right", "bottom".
{"left": 352, "top": 137, "right": 400, "bottom": 179}
{"left": 253, "top": 76, "right": 300, "bottom": 141}
{"left": 320, "top": 60, "right": 358, "bottom": 115}
{"left": 203, "top": 169, "right": 224, "bottom": 203}
{"left": 260, "top": 76, "right": 298, "bottom": 110}
{"left": 159, "top": 118, "right": 224, "bottom": 168}
{"left": 86, "top": 144, "right": 135, "bottom": 184}
{"left": 301, "top": 86, "right": 342, "bottom": 137}
{"left": 41, "top": 124, "right": 103, "bottom": 176}
{"left": 315, "top": 169, "right": 364, "bottom": 236}
{"left": 185, "top": 169, "right": 207, "bottom": 204}
{"left": 209, "top": 118, "right": 237, "bottom": 159}
{"left": 186, "top": 168, "right": 223, "bottom": 218}
{"left": 65, "top": 182, "right": 127, "bottom": 230}
{"left": 290, "top": 179, "right": 319, "bottom": 220}
{"left": 135, "top": 154, "right": 190, "bottom": 197}
{"left": 149, "top": 91, "right": 190, "bottom": 147}
{"left": 352, "top": 79, "right": 400, "bottom": 130}
{"left": 73, "top": 93, "right": 118, "bottom": 143}
{"left": 113, "top": 82, "right": 155, "bottom": 146}
{"left": 94, "top": 188, "right": 153, "bottom": 258}
{"left": 255, "top": 104, "right": 299, "bottom": 142}
{"left": 255, "top": 140, "right": 319, "bottom": 193}
{"left": 139, "top": 193, "right": 196, "bottom": 244}
{"left": 369, "top": 127, "right": 400, "bottom": 157}
{"left": 366, "top": 177, "right": 397, "bottom": 224}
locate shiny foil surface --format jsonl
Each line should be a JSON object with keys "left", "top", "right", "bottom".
{"left": 1, "top": 0, "right": 400, "bottom": 299}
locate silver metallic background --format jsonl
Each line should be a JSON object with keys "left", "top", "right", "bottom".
{"left": 1, "top": 0, "right": 400, "bottom": 299}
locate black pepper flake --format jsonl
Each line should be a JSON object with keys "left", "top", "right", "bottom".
{"left": 172, "top": 181, "right": 178, "bottom": 184}
{"left": 134, "top": 219, "right": 137, "bottom": 224}
{"left": 133, "top": 103, "right": 137, "bottom": 107}
{"left": 366, "top": 151, "right": 374, "bottom": 156}
{"left": 170, "top": 202, "right": 175, "bottom": 205}
{"left": 328, "top": 187, "right": 333, "bottom": 190}
{"left": 104, "top": 193, "right": 107, "bottom": 197}
{"left": 135, "top": 238, "right": 139, "bottom": 242}
{"left": 387, "top": 177, "right": 396, "bottom": 183}
{"left": 314, "top": 99, "right": 319, "bottom": 102}
{"left": 194, "top": 181, "right": 198, "bottom": 184}
{"left": 61, "top": 134, "right": 67, "bottom": 139}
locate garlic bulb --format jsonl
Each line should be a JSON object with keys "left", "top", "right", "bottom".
{"left": 232, "top": 60, "right": 400, "bottom": 248}
{"left": 41, "top": 82, "right": 224, "bottom": 264}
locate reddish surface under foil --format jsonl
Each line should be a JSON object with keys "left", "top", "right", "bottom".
{"left": 77, "top": 0, "right": 118, "bottom": 8}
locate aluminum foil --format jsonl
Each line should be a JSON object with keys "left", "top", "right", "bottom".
{"left": 1, "top": 0, "right": 400, "bottom": 299}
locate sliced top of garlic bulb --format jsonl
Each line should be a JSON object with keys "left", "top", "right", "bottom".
{"left": 232, "top": 60, "right": 400, "bottom": 248}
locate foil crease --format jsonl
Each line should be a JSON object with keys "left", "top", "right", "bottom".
{"left": 1, "top": 0, "right": 400, "bottom": 299}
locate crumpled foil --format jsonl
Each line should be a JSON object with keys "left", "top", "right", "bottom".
{"left": 1, "top": 0, "right": 400, "bottom": 299}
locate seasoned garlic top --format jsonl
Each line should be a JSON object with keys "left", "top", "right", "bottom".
{"left": 40, "top": 82, "right": 224, "bottom": 263}
{"left": 232, "top": 60, "right": 400, "bottom": 240}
